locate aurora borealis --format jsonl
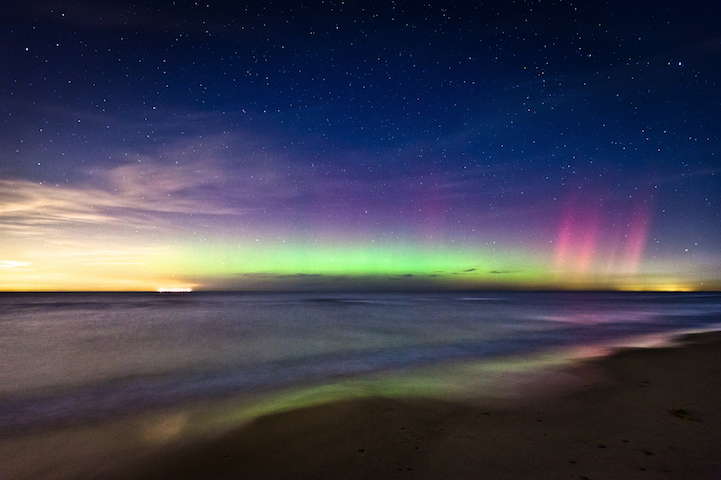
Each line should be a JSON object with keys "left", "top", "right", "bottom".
{"left": 1, "top": 1, "right": 719, "bottom": 291}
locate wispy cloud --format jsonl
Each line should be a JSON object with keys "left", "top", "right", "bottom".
{"left": 0, "top": 260, "right": 32, "bottom": 268}
{"left": 0, "top": 157, "right": 257, "bottom": 235}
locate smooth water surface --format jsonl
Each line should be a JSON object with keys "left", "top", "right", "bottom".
{"left": 1, "top": 291, "right": 720, "bottom": 432}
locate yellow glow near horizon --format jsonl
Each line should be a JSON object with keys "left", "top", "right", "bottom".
{"left": 0, "top": 240, "right": 191, "bottom": 291}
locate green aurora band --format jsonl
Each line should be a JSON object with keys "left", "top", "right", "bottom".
{"left": 177, "top": 240, "right": 552, "bottom": 290}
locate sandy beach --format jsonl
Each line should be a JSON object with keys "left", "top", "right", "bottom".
{"left": 2, "top": 331, "right": 720, "bottom": 480}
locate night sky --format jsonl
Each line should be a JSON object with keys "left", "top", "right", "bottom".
{"left": 1, "top": 0, "right": 719, "bottom": 291}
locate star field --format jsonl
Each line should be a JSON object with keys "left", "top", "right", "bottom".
{"left": 1, "top": 0, "right": 719, "bottom": 291}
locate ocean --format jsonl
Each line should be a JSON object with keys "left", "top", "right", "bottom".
{"left": 2, "top": 291, "right": 720, "bottom": 434}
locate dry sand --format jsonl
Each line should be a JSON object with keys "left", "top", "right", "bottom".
{"left": 2, "top": 332, "right": 720, "bottom": 480}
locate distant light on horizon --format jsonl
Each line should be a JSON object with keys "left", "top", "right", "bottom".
{"left": 158, "top": 288, "right": 192, "bottom": 293}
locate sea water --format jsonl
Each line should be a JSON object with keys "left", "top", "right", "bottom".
{"left": 1, "top": 291, "right": 720, "bottom": 433}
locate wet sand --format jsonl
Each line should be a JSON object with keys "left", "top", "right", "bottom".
{"left": 2, "top": 332, "right": 720, "bottom": 479}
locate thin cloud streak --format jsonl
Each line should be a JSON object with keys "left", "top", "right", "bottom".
{"left": 0, "top": 260, "right": 32, "bottom": 269}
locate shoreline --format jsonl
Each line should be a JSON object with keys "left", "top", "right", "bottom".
{"left": 2, "top": 331, "right": 720, "bottom": 479}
